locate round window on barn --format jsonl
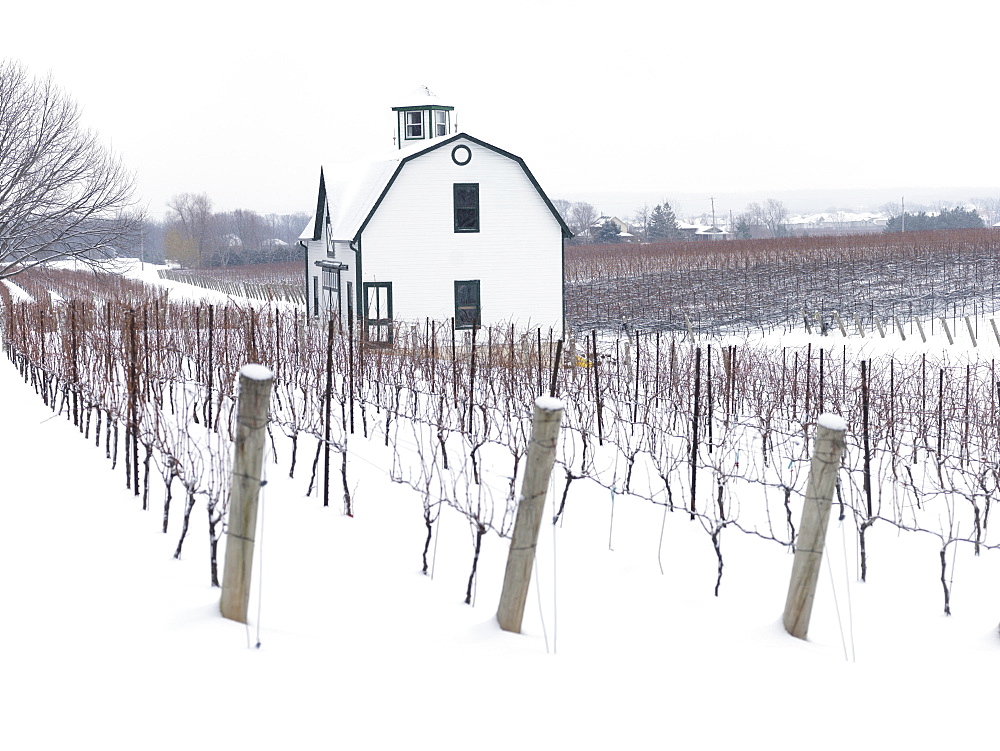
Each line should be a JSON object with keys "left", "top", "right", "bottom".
{"left": 451, "top": 145, "right": 472, "bottom": 166}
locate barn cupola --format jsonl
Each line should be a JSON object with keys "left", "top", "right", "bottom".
{"left": 392, "top": 86, "right": 455, "bottom": 149}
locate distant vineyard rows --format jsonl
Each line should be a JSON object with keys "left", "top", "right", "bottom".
{"left": 566, "top": 228, "right": 1000, "bottom": 338}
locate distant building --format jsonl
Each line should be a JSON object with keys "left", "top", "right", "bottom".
{"left": 591, "top": 215, "right": 633, "bottom": 241}
{"left": 677, "top": 220, "right": 730, "bottom": 241}
{"left": 785, "top": 212, "right": 887, "bottom": 236}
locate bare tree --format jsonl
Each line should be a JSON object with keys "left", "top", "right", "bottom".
{"left": 569, "top": 201, "right": 598, "bottom": 239}
{"left": 226, "top": 209, "right": 267, "bottom": 264}
{"left": 971, "top": 196, "right": 1000, "bottom": 226}
{"left": 747, "top": 199, "right": 789, "bottom": 237}
{"left": 0, "top": 60, "right": 141, "bottom": 280}
{"left": 551, "top": 198, "right": 572, "bottom": 227}
{"left": 167, "top": 192, "right": 215, "bottom": 267}
{"left": 629, "top": 204, "right": 652, "bottom": 242}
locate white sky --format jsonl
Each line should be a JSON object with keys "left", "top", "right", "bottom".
{"left": 7, "top": 0, "right": 999, "bottom": 219}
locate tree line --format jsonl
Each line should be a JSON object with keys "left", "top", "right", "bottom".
{"left": 0, "top": 59, "right": 311, "bottom": 277}
{"left": 884, "top": 206, "right": 985, "bottom": 233}
{"left": 110, "top": 194, "right": 310, "bottom": 269}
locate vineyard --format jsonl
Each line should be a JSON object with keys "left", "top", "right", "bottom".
{"left": 566, "top": 228, "right": 1000, "bottom": 338}
{"left": 156, "top": 261, "right": 304, "bottom": 305}
{"left": 3, "top": 243, "right": 1000, "bottom": 619}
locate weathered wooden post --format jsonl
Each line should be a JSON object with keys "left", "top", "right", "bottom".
{"left": 221, "top": 364, "right": 274, "bottom": 624}
{"left": 833, "top": 311, "right": 847, "bottom": 337}
{"left": 873, "top": 314, "right": 886, "bottom": 338}
{"left": 965, "top": 316, "right": 977, "bottom": 348}
{"left": 941, "top": 318, "right": 954, "bottom": 346}
{"left": 783, "top": 414, "right": 847, "bottom": 640}
{"left": 497, "top": 396, "right": 564, "bottom": 634}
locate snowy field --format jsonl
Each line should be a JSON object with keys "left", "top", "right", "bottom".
{"left": 3, "top": 263, "right": 1000, "bottom": 749}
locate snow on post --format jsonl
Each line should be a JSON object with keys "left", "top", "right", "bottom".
{"left": 497, "top": 396, "right": 564, "bottom": 634}
{"left": 782, "top": 413, "right": 847, "bottom": 640}
{"left": 221, "top": 364, "right": 274, "bottom": 624}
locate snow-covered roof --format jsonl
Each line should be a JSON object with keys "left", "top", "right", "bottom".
{"left": 786, "top": 211, "right": 889, "bottom": 227}
{"left": 323, "top": 137, "right": 441, "bottom": 241}
{"left": 678, "top": 220, "right": 729, "bottom": 235}
{"left": 391, "top": 85, "right": 452, "bottom": 110}
{"left": 298, "top": 219, "right": 314, "bottom": 242}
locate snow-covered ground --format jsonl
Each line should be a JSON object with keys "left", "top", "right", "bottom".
{"left": 3, "top": 266, "right": 999, "bottom": 749}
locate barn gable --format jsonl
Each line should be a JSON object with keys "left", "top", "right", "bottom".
{"left": 314, "top": 134, "right": 571, "bottom": 244}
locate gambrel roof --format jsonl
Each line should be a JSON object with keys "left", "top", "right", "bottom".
{"left": 306, "top": 133, "right": 572, "bottom": 244}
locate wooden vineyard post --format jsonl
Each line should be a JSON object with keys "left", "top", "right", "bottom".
{"left": 783, "top": 414, "right": 847, "bottom": 640}
{"left": 497, "top": 396, "right": 564, "bottom": 634}
{"left": 833, "top": 311, "right": 847, "bottom": 337}
{"left": 965, "top": 316, "right": 977, "bottom": 348}
{"left": 221, "top": 365, "right": 274, "bottom": 624}
{"left": 941, "top": 318, "right": 954, "bottom": 346}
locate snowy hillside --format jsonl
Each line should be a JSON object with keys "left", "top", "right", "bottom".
{"left": 2, "top": 262, "right": 999, "bottom": 749}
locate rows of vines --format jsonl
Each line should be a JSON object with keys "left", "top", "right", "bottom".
{"left": 566, "top": 228, "right": 1000, "bottom": 338}
{"left": 2, "top": 263, "right": 999, "bottom": 614}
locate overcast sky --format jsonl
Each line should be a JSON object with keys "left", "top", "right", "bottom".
{"left": 7, "top": 0, "right": 999, "bottom": 221}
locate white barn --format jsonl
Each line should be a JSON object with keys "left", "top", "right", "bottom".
{"left": 300, "top": 91, "right": 571, "bottom": 345}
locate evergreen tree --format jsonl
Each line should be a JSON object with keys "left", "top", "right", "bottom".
{"left": 595, "top": 219, "right": 621, "bottom": 244}
{"left": 732, "top": 212, "right": 757, "bottom": 239}
{"left": 884, "top": 207, "right": 984, "bottom": 232}
{"left": 647, "top": 202, "right": 680, "bottom": 241}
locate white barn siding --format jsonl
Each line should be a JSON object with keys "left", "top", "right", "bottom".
{"left": 305, "top": 223, "right": 358, "bottom": 319}
{"left": 334, "top": 241, "right": 358, "bottom": 317}
{"left": 304, "top": 237, "right": 324, "bottom": 315}
{"left": 359, "top": 139, "right": 563, "bottom": 331}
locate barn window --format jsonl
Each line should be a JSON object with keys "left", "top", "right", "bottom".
{"left": 363, "top": 281, "right": 393, "bottom": 347}
{"left": 322, "top": 267, "right": 340, "bottom": 317}
{"left": 405, "top": 111, "right": 423, "bottom": 139}
{"left": 454, "top": 183, "right": 479, "bottom": 233}
{"left": 454, "top": 280, "right": 481, "bottom": 329}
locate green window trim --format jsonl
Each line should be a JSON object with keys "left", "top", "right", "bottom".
{"left": 454, "top": 183, "right": 480, "bottom": 233}
{"left": 363, "top": 281, "right": 393, "bottom": 347}
{"left": 404, "top": 110, "right": 424, "bottom": 140}
{"left": 434, "top": 109, "right": 448, "bottom": 137}
{"left": 454, "top": 279, "right": 481, "bottom": 330}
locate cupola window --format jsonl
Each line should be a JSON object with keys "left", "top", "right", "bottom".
{"left": 405, "top": 111, "right": 424, "bottom": 139}
{"left": 434, "top": 110, "right": 448, "bottom": 137}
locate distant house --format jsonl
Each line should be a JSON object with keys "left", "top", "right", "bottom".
{"left": 591, "top": 215, "right": 633, "bottom": 242}
{"left": 677, "top": 220, "right": 729, "bottom": 241}
{"left": 299, "top": 89, "right": 572, "bottom": 344}
{"left": 785, "top": 212, "right": 887, "bottom": 236}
